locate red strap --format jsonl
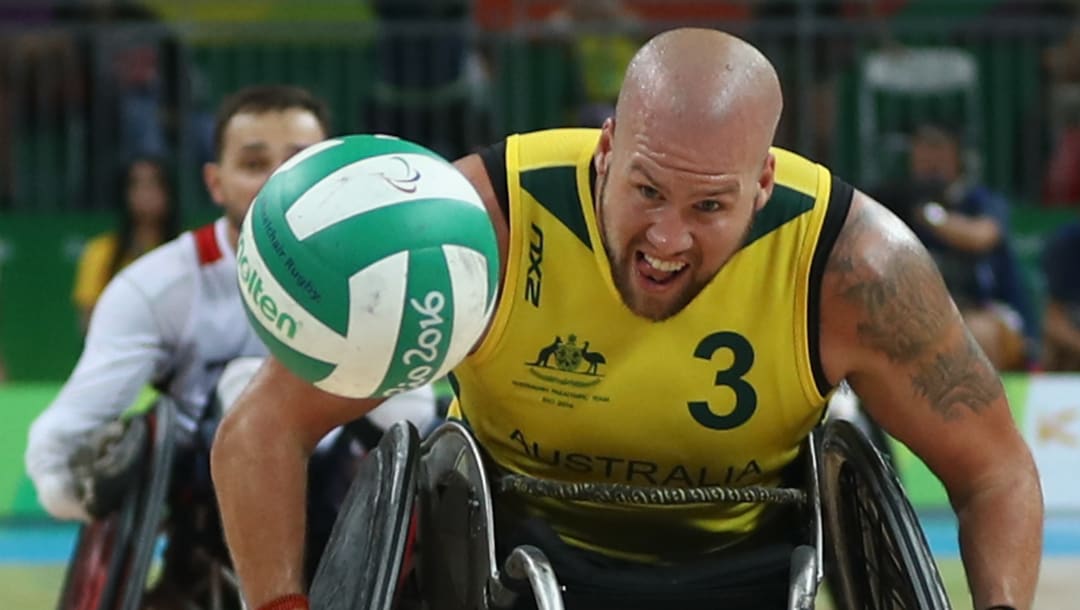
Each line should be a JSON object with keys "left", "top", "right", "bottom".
{"left": 193, "top": 223, "right": 222, "bottom": 266}
{"left": 256, "top": 593, "right": 309, "bottom": 610}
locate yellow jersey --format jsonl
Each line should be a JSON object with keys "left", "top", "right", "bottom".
{"left": 72, "top": 233, "right": 123, "bottom": 311}
{"left": 449, "top": 128, "right": 851, "bottom": 561}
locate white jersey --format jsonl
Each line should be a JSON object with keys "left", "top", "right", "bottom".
{"left": 27, "top": 218, "right": 436, "bottom": 520}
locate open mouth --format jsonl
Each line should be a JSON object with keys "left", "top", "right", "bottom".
{"left": 635, "top": 251, "right": 688, "bottom": 287}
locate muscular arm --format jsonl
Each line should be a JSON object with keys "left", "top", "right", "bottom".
{"left": 820, "top": 192, "right": 1042, "bottom": 610}
{"left": 211, "top": 357, "right": 386, "bottom": 607}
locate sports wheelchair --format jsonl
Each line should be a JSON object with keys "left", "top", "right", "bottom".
{"left": 57, "top": 398, "right": 242, "bottom": 610}
{"left": 309, "top": 419, "right": 952, "bottom": 610}
{"left": 54, "top": 395, "right": 442, "bottom": 610}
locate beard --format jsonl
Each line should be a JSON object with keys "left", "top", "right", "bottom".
{"left": 597, "top": 171, "right": 757, "bottom": 322}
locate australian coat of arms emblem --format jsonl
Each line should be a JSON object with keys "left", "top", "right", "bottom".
{"left": 528, "top": 334, "right": 606, "bottom": 378}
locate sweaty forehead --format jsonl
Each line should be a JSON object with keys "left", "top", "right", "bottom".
{"left": 614, "top": 109, "right": 763, "bottom": 181}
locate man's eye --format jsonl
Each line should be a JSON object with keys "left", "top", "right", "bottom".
{"left": 696, "top": 200, "right": 722, "bottom": 212}
{"left": 242, "top": 159, "right": 268, "bottom": 171}
{"left": 638, "top": 185, "right": 659, "bottom": 199}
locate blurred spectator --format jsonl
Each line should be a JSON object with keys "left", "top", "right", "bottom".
{"left": 752, "top": 0, "right": 899, "bottom": 161}
{"left": 362, "top": 0, "right": 491, "bottom": 159}
{"left": 0, "top": 1, "right": 212, "bottom": 210}
{"left": 71, "top": 1, "right": 213, "bottom": 168}
{"left": 545, "top": 0, "right": 640, "bottom": 128}
{"left": 873, "top": 124, "right": 1033, "bottom": 371}
{"left": 1040, "top": 221, "right": 1080, "bottom": 370}
{"left": 72, "top": 156, "right": 179, "bottom": 331}
{"left": 0, "top": 6, "right": 84, "bottom": 209}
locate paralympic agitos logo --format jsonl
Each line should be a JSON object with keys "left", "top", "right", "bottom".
{"left": 374, "top": 156, "right": 422, "bottom": 193}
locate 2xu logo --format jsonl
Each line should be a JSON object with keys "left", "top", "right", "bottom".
{"left": 384, "top": 291, "right": 447, "bottom": 396}
{"left": 525, "top": 223, "right": 543, "bottom": 307}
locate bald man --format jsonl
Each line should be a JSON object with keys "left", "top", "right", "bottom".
{"left": 212, "top": 29, "right": 1042, "bottom": 610}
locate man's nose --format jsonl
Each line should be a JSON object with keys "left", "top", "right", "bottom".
{"left": 644, "top": 209, "right": 692, "bottom": 254}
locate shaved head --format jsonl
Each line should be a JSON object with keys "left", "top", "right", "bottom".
{"left": 593, "top": 28, "right": 785, "bottom": 321}
{"left": 615, "top": 28, "right": 783, "bottom": 165}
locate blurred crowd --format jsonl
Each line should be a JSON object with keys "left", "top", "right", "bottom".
{"left": 5, "top": 0, "right": 1080, "bottom": 381}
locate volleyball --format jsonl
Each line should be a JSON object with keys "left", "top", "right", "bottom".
{"left": 236, "top": 134, "right": 499, "bottom": 398}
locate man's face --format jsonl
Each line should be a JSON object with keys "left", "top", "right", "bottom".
{"left": 126, "top": 160, "right": 169, "bottom": 225}
{"left": 594, "top": 118, "right": 773, "bottom": 321}
{"left": 204, "top": 109, "right": 327, "bottom": 234}
{"left": 909, "top": 135, "right": 961, "bottom": 184}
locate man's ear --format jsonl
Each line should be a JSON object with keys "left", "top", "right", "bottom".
{"left": 203, "top": 162, "right": 224, "bottom": 207}
{"left": 755, "top": 152, "right": 777, "bottom": 212}
{"left": 595, "top": 117, "right": 615, "bottom": 176}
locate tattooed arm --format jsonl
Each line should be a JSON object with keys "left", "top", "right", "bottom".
{"left": 819, "top": 190, "right": 1043, "bottom": 610}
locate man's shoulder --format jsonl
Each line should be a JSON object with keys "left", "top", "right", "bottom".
{"left": 768, "top": 146, "right": 837, "bottom": 198}
{"left": 821, "top": 190, "right": 929, "bottom": 295}
{"left": 114, "top": 220, "right": 230, "bottom": 297}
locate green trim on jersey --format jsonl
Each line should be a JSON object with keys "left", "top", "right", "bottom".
{"left": 744, "top": 184, "right": 815, "bottom": 248}
{"left": 521, "top": 165, "right": 593, "bottom": 251}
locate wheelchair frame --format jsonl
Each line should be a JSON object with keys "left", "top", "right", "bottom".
{"left": 308, "top": 418, "right": 951, "bottom": 610}
{"left": 60, "top": 408, "right": 951, "bottom": 610}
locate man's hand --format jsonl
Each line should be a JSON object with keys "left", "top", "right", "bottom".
{"left": 68, "top": 417, "right": 148, "bottom": 519}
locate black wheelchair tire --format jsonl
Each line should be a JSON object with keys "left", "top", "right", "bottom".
{"left": 309, "top": 421, "right": 420, "bottom": 610}
{"left": 117, "top": 399, "right": 178, "bottom": 610}
{"left": 820, "top": 419, "right": 951, "bottom": 610}
{"left": 56, "top": 490, "right": 139, "bottom": 610}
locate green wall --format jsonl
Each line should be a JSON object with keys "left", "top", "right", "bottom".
{"left": 0, "top": 213, "right": 112, "bottom": 381}
{"left": 0, "top": 211, "right": 218, "bottom": 381}
{"left": 1, "top": 384, "right": 68, "bottom": 518}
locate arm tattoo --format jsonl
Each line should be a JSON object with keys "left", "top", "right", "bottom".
{"left": 827, "top": 204, "right": 952, "bottom": 363}
{"left": 911, "top": 330, "right": 1003, "bottom": 419}
{"left": 828, "top": 201, "right": 1004, "bottom": 419}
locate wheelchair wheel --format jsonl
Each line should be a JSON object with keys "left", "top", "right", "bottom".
{"left": 309, "top": 421, "right": 420, "bottom": 610}
{"left": 55, "top": 399, "right": 179, "bottom": 610}
{"left": 56, "top": 491, "right": 139, "bottom": 610}
{"left": 820, "top": 419, "right": 951, "bottom": 610}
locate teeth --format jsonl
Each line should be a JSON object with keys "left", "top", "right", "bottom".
{"left": 643, "top": 253, "right": 686, "bottom": 273}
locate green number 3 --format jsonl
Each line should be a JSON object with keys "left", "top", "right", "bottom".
{"left": 688, "top": 331, "right": 758, "bottom": 430}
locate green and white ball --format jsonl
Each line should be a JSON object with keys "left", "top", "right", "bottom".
{"left": 236, "top": 134, "right": 499, "bottom": 398}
